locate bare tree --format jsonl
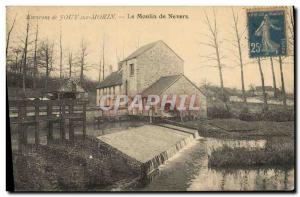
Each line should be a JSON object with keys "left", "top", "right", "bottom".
{"left": 6, "top": 15, "right": 16, "bottom": 59}
{"left": 102, "top": 34, "right": 105, "bottom": 80}
{"left": 200, "top": 10, "right": 229, "bottom": 111}
{"left": 270, "top": 57, "right": 277, "bottom": 98}
{"left": 79, "top": 38, "right": 88, "bottom": 85}
{"left": 257, "top": 58, "right": 268, "bottom": 111}
{"left": 21, "top": 14, "right": 30, "bottom": 96}
{"left": 273, "top": 9, "right": 292, "bottom": 107}
{"left": 59, "top": 26, "right": 63, "bottom": 81}
{"left": 68, "top": 51, "right": 73, "bottom": 79}
{"left": 279, "top": 56, "right": 287, "bottom": 107}
{"left": 33, "top": 20, "right": 39, "bottom": 90}
{"left": 231, "top": 8, "right": 247, "bottom": 105}
{"left": 12, "top": 48, "right": 22, "bottom": 74}
{"left": 277, "top": 8, "right": 293, "bottom": 107}
{"left": 39, "top": 39, "right": 54, "bottom": 90}
{"left": 98, "top": 55, "right": 102, "bottom": 83}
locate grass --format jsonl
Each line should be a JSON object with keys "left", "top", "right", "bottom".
{"left": 12, "top": 137, "right": 139, "bottom": 191}
{"left": 183, "top": 119, "right": 294, "bottom": 139}
{"left": 206, "top": 100, "right": 294, "bottom": 122}
{"left": 208, "top": 137, "right": 294, "bottom": 169}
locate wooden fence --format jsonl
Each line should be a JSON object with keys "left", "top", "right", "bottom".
{"left": 9, "top": 99, "right": 87, "bottom": 154}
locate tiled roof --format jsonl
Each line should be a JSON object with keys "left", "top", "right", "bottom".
{"left": 121, "top": 41, "right": 160, "bottom": 62}
{"left": 96, "top": 71, "right": 123, "bottom": 89}
{"left": 141, "top": 75, "right": 181, "bottom": 96}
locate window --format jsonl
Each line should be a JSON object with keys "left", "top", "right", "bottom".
{"left": 130, "top": 64, "right": 134, "bottom": 76}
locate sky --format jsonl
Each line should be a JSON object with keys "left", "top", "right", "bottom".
{"left": 6, "top": 6, "right": 294, "bottom": 93}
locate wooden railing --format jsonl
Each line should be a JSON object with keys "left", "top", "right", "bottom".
{"left": 8, "top": 99, "right": 87, "bottom": 154}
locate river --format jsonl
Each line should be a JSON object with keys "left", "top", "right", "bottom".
{"left": 128, "top": 137, "right": 294, "bottom": 191}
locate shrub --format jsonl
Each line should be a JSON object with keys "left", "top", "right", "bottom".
{"left": 208, "top": 139, "right": 294, "bottom": 169}
{"left": 207, "top": 106, "right": 232, "bottom": 119}
{"left": 238, "top": 112, "right": 261, "bottom": 121}
{"left": 239, "top": 108, "right": 294, "bottom": 122}
{"left": 260, "top": 108, "right": 294, "bottom": 122}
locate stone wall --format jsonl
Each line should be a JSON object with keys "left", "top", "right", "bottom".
{"left": 163, "top": 76, "right": 207, "bottom": 118}
{"left": 120, "top": 58, "right": 138, "bottom": 96}
{"left": 97, "top": 41, "right": 184, "bottom": 100}
{"left": 136, "top": 41, "right": 184, "bottom": 93}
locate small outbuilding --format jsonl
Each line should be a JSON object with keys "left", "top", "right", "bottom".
{"left": 51, "top": 79, "right": 88, "bottom": 100}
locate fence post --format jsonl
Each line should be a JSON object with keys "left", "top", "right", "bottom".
{"left": 47, "top": 102, "right": 53, "bottom": 145}
{"left": 34, "top": 100, "right": 40, "bottom": 146}
{"left": 60, "top": 100, "right": 65, "bottom": 144}
{"left": 18, "top": 101, "right": 27, "bottom": 154}
{"left": 17, "top": 102, "right": 23, "bottom": 154}
{"left": 69, "top": 101, "right": 74, "bottom": 144}
{"left": 83, "top": 102, "right": 86, "bottom": 140}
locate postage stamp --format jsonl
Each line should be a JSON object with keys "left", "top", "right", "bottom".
{"left": 247, "top": 8, "right": 287, "bottom": 58}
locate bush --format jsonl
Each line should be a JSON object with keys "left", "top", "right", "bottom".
{"left": 239, "top": 108, "right": 294, "bottom": 122}
{"left": 208, "top": 139, "right": 294, "bottom": 169}
{"left": 207, "top": 106, "right": 232, "bottom": 119}
{"left": 260, "top": 108, "right": 294, "bottom": 122}
{"left": 239, "top": 112, "right": 261, "bottom": 121}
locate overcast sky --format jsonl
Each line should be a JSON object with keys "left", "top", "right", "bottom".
{"left": 6, "top": 6, "right": 294, "bottom": 93}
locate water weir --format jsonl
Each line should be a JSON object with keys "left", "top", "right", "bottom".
{"left": 97, "top": 124, "right": 198, "bottom": 178}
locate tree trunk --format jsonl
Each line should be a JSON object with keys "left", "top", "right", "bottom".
{"left": 14, "top": 54, "right": 18, "bottom": 74}
{"left": 214, "top": 38, "right": 229, "bottom": 111}
{"left": 236, "top": 33, "right": 246, "bottom": 105}
{"left": 59, "top": 28, "right": 63, "bottom": 81}
{"left": 232, "top": 9, "right": 247, "bottom": 106}
{"left": 6, "top": 16, "right": 16, "bottom": 59}
{"left": 79, "top": 39, "right": 87, "bottom": 86}
{"left": 270, "top": 57, "right": 277, "bottom": 98}
{"left": 45, "top": 49, "right": 49, "bottom": 90}
{"left": 69, "top": 52, "right": 72, "bottom": 79}
{"left": 98, "top": 59, "right": 102, "bottom": 83}
{"left": 203, "top": 10, "right": 229, "bottom": 112}
{"left": 102, "top": 36, "right": 105, "bottom": 80}
{"left": 22, "top": 17, "right": 30, "bottom": 97}
{"left": 279, "top": 56, "right": 287, "bottom": 107}
{"left": 257, "top": 58, "right": 268, "bottom": 111}
{"left": 239, "top": 53, "right": 247, "bottom": 105}
{"left": 33, "top": 21, "right": 38, "bottom": 90}
{"left": 80, "top": 58, "right": 84, "bottom": 85}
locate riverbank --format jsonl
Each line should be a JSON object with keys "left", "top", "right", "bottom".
{"left": 134, "top": 137, "right": 294, "bottom": 191}
{"left": 178, "top": 119, "right": 295, "bottom": 170}
{"left": 208, "top": 137, "right": 294, "bottom": 169}
{"left": 12, "top": 136, "right": 139, "bottom": 191}
{"left": 182, "top": 119, "right": 294, "bottom": 139}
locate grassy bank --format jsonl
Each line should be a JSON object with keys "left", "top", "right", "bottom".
{"left": 181, "top": 118, "right": 294, "bottom": 170}
{"left": 13, "top": 137, "right": 139, "bottom": 191}
{"left": 208, "top": 138, "right": 294, "bottom": 169}
{"left": 183, "top": 119, "right": 294, "bottom": 139}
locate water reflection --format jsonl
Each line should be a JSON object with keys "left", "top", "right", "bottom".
{"left": 137, "top": 137, "right": 294, "bottom": 191}
{"left": 188, "top": 168, "right": 294, "bottom": 191}
{"left": 205, "top": 138, "right": 267, "bottom": 155}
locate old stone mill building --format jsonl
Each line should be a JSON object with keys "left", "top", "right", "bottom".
{"left": 96, "top": 40, "right": 207, "bottom": 118}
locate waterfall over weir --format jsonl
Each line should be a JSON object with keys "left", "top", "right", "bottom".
{"left": 97, "top": 124, "right": 199, "bottom": 177}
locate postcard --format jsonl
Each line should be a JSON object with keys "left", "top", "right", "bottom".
{"left": 6, "top": 6, "right": 295, "bottom": 192}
